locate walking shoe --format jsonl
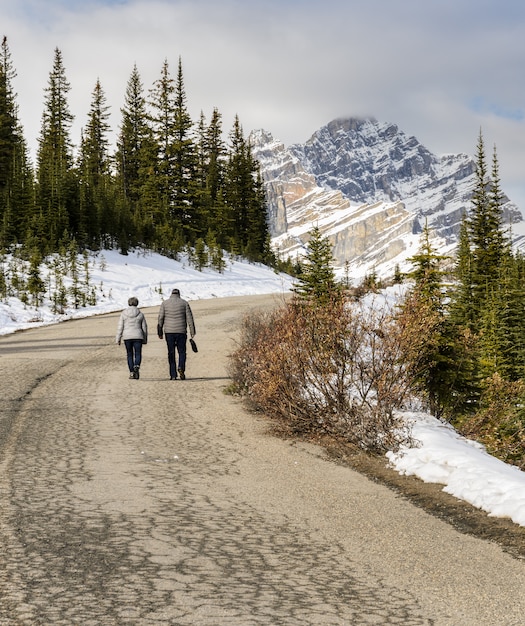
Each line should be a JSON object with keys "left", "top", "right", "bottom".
{"left": 178, "top": 368, "right": 185, "bottom": 380}
{"left": 133, "top": 365, "right": 140, "bottom": 379}
{"left": 129, "top": 372, "right": 135, "bottom": 379}
{"left": 170, "top": 376, "right": 177, "bottom": 380}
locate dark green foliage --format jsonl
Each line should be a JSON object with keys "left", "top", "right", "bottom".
{"left": 78, "top": 79, "right": 113, "bottom": 248}
{"left": 407, "top": 222, "right": 447, "bottom": 308}
{"left": 35, "top": 48, "right": 78, "bottom": 253}
{"left": 26, "top": 251, "right": 45, "bottom": 305}
{"left": 0, "top": 37, "right": 35, "bottom": 249}
{"left": 401, "top": 224, "right": 474, "bottom": 417}
{"left": 0, "top": 47, "right": 275, "bottom": 272}
{"left": 429, "top": 131, "right": 525, "bottom": 467}
{"left": 292, "top": 226, "right": 341, "bottom": 305}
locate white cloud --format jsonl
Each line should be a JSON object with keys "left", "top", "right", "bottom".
{"left": 3, "top": 0, "right": 525, "bottom": 207}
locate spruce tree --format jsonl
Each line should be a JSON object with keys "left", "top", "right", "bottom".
{"left": 403, "top": 223, "right": 464, "bottom": 416}
{"left": 224, "top": 117, "right": 271, "bottom": 262}
{"left": 148, "top": 58, "right": 175, "bottom": 239}
{"left": 78, "top": 79, "right": 113, "bottom": 248}
{"left": 0, "top": 36, "right": 18, "bottom": 243}
{"left": 292, "top": 225, "right": 340, "bottom": 305}
{"left": 36, "top": 48, "right": 77, "bottom": 252}
{"left": 446, "top": 132, "right": 522, "bottom": 419}
{"left": 196, "top": 108, "right": 229, "bottom": 243}
{"left": 171, "top": 57, "right": 199, "bottom": 242}
{"left": 0, "top": 37, "right": 34, "bottom": 248}
{"left": 115, "top": 65, "right": 158, "bottom": 249}
{"left": 469, "top": 131, "right": 507, "bottom": 307}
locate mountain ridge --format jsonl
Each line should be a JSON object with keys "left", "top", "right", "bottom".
{"left": 251, "top": 117, "right": 524, "bottom": 279}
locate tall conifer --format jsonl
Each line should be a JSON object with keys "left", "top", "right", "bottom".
{"left": 36, "top": 48, "right": 77, "bottom": 251}
{"left": 0, "top": 37, "right": 34, "bottom": 247}
{"left": 115, "top": 64, "right": 158, "bottom": 249}
{"left": 171, "top": 57, "right": 198, "bottom": 242}
{"left": 78, "top": 79, "right": 112, "bottom": 247}
{"left": 292, "top": 225, "right": 340, "bottom": 305}
{"left": 225, "top": 116, "right": 270, "bottom": 261}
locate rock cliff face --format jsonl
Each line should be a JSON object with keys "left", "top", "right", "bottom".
{"left": 251, "top": 118, "right": 523, "bottom": 278}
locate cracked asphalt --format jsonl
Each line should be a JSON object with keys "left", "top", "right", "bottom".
{"left": 1, "top": 294, "right": 525, "bottom": 625}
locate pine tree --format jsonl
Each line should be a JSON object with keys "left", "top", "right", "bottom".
{"left": 469, "top": 132, "right": 507, "bottom": 304}
{"left": 36, "top": 48, "right": 77, "bottom": 252}
{"left": 78, "top": 79, "right": 113, "bottom": 248}
{"left": 446, "top": 132, "right": 522, "bottom": 419}
{"left": 148, "top": 58, "right": 200, "bottom": 250}
{"left": 292, "top": 225, "right": 340, "bottom": 305}
{"left": 27, "top": 250, "right": 45, "bottom": 306}
{"left": 224, "top": 117, "right": 271, "bottom": 261}
{"left": 149, "top": 58, "right": 176, "bottom": 233}
{"left": 0, "top": 37, "right": 34, "bottom": 248}
{"left": 195, "top": 108, "right": 229, "bottom": 243}
{"left": 402, "top": 224, "right": 466, "bottom": 416}
{"left": 0, "top": 36, "right": 18, "bottom": 243}
{"left": 449, "top": 215, "right": 476, "bottom": 328}
{"left": 114, "top": 64, "right": 156, "bottom": 249}
{"left": 171, "top": 57, "right": 199, "bottom": 242}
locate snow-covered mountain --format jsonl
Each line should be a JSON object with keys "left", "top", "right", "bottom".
{"left": 251, "top": 117, "right": 524, "bottom": 279}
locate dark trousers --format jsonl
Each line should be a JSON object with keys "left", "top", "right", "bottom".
{"left": 124, "top": 339, "right": 143, "bottom": 372}
{"left": 165, "top": 333, "right": 187, "bottom": 377}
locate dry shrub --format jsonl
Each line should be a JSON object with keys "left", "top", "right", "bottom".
{"left": 229, "top": 298, "right": 414, "bottom": 453}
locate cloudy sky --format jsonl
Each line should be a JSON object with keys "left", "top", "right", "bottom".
{"left": 3, "top": 0, "right": 525, "bottom": 207}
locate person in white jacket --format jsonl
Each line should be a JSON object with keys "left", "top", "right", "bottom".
{"left": 116, "top": 297, "right": 148, "bottom": 379}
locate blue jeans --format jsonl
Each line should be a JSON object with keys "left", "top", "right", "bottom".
{"left": 165, "top": 333, "right": 187, "bottom": 378}
{"left": 124, "top": 339, "right": 143, "bottom": 372}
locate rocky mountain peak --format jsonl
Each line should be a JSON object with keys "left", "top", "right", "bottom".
{"left": 251, "top": 118, "right": 523, "bottom": 278}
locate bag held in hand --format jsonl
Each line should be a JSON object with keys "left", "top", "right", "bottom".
{"left": 190, "top": 338, "right": 198, "bottom": 353}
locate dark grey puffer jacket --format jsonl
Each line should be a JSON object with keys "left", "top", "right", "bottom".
{"left": 116, "top": 306, "right": 148, "bottom": 343}
{"left": 157, "top": 294, "right": 196, "bottom": 336}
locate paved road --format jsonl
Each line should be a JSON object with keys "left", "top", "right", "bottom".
{"left": 1, "top": 294, "right": 525, "bottom": 625}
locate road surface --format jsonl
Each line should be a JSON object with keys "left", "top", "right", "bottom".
{"left": 1, "top": 294, "right": 524, "bottom": 625}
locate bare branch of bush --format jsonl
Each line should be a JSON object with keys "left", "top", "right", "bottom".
{"left": 229, "top": 297, "right": 416, "bottom": 453}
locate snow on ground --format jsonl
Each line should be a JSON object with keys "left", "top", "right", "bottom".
{"left": 1, "top": 249, "right": 524, "bottom": 527}
{"left": 387, "top": 413, "right": 525, "bottom": 527}
{"left": 0, "top": 249, "right": 293, "bottom": 335}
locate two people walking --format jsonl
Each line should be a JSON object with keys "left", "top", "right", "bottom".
{"left": 116, "top": 289, "right": 196, "bottom": 380}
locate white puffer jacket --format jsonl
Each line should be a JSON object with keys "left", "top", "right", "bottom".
{"left": 116, "top": 306, "right": 148, "bottom": 343}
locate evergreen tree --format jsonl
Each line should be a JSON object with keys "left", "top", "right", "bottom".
{"left": 147, "top": 58, "right": 200, "bottom": 250}
{"left": 149, "top": 58, "right": 176, "bottom": 232}
{"left": 292, "top": 225, "right": 340, "bottom": 305}
{"left": 224, "top": 117, "right": 271, "bottom": 261}
{"left": 407, "top": 221, "right": 447, "bottom": 308}
{"left": 36, "top": 48, "right": 77, "bottom": 252}
{"left": 449, "top": 215, "right": 476, "bottom": 328}
{"left": 402, "top": 223, "right": 466, "bottom": 416}
{"left": 0, "top": 37, "right": 34, "bottom": 247}
{"left": 27, "top": 250, "right": 45, "bottom": 306}
{"left": 469, "top": 131, "right": 507, "bottom": 305}
{"left": 78, "top": 79, "right": 113, "bottom": 248}
{"left": 0, "top": 36, "right": 18, "bottom": 243}
{"left": 446, "top": 132, "right": 523, "bottom": 420}
{"left": 115, "top": 64, "right": 158, "bottom": 249}
{"left": 196, "top": 108, "right": 229, "bottom": 242}
{"left": 171, "top": 57, "right": 199, "bottom": 242}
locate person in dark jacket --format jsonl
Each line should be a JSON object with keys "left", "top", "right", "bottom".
{"left": 157, "top": 288, "right": 196, "bottom": 380}
{"left": 116, "top": 296, "right": 148, "bottom": 379}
